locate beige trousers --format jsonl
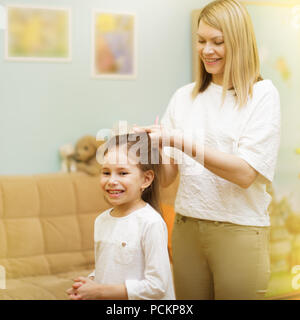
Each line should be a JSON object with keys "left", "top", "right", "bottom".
{"left": 172, "top": 213, "right": 271, "bottom": 300}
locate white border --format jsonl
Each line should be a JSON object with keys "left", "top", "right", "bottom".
{"left": 5, "top": 4, "right": 72, "bottom": 62}
{"left": 0, "top": 4, "right": 7, "bottom": 30}
{"left": 91, "top": 9, "right": 137, "bottom": 80}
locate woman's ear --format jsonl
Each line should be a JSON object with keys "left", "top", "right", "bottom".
{"left": 141, "top": 170, "right": 155, "bottom": 190}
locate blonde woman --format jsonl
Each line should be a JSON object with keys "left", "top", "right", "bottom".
{"left": 134, "top": 0, "right": 280, "bottom": 299}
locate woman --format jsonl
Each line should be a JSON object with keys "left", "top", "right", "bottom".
{"left": 135, "top": 0, "right": 280, "bottom": 299}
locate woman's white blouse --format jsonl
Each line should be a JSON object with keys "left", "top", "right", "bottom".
{"left": 161, "top": 80, "right": 281, "bottom": 226}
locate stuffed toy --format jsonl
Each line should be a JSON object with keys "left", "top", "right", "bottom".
{"left": 60, "top": 135, "right": 105, "bottom": 176}
{"left": 60, "top": 143, "right": 77, "bottom": 173}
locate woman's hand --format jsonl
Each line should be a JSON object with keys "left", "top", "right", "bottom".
{"left": 66, "top": 277, "right": 102, "bottom": 300}
{"left": 133, "top": 124, "right": 179, "bottom": 187}
{"left": 132, "top": 124, "right": 176, "bottom": 148}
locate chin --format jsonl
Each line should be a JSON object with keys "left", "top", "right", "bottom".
{"left": 204, "top": 67, "right": 222, "bottom": 74}
{"left": 103, "top": 196, "right": 114, "bottom": 205}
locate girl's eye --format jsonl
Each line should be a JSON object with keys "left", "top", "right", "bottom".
{"left": 198, "top": 40, "right": 205, "bottom": 44}
{"left": 119, "top": 172, "right": 128, "bottom": 176}
{"left": 215, "top": 42, "right": 224, "bottom": 45}
{"left": 102, "top": 172, "right": 110, "bottom": 176}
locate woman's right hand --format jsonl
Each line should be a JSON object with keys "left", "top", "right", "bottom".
{"left": 133, "top": 125, "right": 178, "bottom": 187}
{"left": 132, "top": 124, "right": 176, "bottom": 149}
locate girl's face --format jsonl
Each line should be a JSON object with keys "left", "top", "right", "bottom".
{"left": 100, "top": 146, "right": 154, "bottom": 209}
{"left": 197, "top": 20, "right": 226, "bottom": 85}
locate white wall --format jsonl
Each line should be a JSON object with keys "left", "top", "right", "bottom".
{"left": 0, "top": 0, "right": 210, "bottom": 174}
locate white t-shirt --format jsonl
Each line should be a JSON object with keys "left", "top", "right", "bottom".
{"left": 161, "top": 80, "right": 281, "bottom": 227}
{"left": 89, "top": 203, "right": 175, "bottom": 300}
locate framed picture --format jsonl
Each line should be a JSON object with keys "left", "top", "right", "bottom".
{"left": 5, "top": 5, "right": 71, "bottom": 62}
{"left": 0, "top": 4, "right": 6, "bottom": 30}
{"left": 192, "top": 0, "right": 300, "bottom": 299}
{"left": 91, "top": 10, "right": 136, "bottom": 79}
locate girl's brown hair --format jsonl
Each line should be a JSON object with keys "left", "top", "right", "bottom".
{"left": 102, "top": 133, "right": 162, "bottom": 215}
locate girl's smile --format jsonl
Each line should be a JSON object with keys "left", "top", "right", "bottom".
{"left": 100, "top": 145, "right": 154, "bottom": 216}
{"left": 106, "top": 189, "right": 125, "bottom": 199}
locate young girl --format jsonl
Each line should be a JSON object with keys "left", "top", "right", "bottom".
{"left": 66, "top": 133, "right": 175, "bottom": 300}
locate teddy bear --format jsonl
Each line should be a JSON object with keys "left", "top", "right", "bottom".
{"left": 60, "top": 135, "right": 105, "bottom": 176}
{"left": 59, "top": 143, "right": 77, "bottom": 173}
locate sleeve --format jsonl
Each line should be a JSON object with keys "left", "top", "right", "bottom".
{"left": 236, "top": 86, "right": 281, "bottom": 183}
{"left": 125, "top": 220, "right": 171, "bottom": 300}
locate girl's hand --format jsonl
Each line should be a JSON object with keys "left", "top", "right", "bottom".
{"left": 66, "top": 277, "right": 85, "bottom": 300}
{"left": 67, "top": 277, "right": 102, "bottom": 300}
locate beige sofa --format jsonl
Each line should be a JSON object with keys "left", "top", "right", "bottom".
{"left": 0, "top": 172, "right": 178, "bottom": 300}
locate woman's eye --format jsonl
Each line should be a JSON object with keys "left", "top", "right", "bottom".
{"left": 119, "top": 172, "right": 128, "bottom": 176}
{"left": 102, "top": 172, "right": 110, "bottom": 176}
{"left": 215, "top": 42, "right": 224, "bottom": 45}
{"left": 198, "top": 40, "right": 205, "bottom": 44}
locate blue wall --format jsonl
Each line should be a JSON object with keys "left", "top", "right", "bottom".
{"left": 0, "top": 0, "right": 209, "bottom": 174}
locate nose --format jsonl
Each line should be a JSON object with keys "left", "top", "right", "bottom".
{"left": 107, "top": 174, "right": 118, "bottom": 186}
{"left": 202, "top": 43, "right": 214, "bottom": 55}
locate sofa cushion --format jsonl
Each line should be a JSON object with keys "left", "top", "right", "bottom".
{"left": 46, "top": 252, "right": 93, "bottom": 274}
{"left": 0, "top": 269, "right": 93, "bottom": 300}
{"left": 0, "top": 220, "right": 7, "bottom": 258}
{"left": 78, "top": 213, "right": 100, "bottom": 250}
{"left": 0, "top": 171, "right": 179, "bottom": 299}
{"left": 5, "top": 218, "right": 45, "bottom": 258}
{"left": 38, "top": 177, "right": 76, "bottom": 217}
{"left": 3, "top": 256, "right": 50, "bottom": 279}
{"left": 0, "top": 173, "right": 104, "bottom": 279}
{"left": 42, "top": 216, "right": 82, "bottom": 254}
{"left": 0, "top": 185, "right": 3, "bottom": 217}
{"left": 2, "top": 178, "right": 40, "bottom": 218}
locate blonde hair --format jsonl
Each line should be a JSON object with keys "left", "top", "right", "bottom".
{"left": 192, "top": 0, "right": 262, "bottom": 107}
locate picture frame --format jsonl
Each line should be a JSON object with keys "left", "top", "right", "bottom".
{"left": 5, "top": 5, "right": 71, "bottom": 62}
{"left": 91, "top": 10, "right": 137, "bottom": 79}
{"left": 0, "top": 4, "right": 6, "bottom": 30}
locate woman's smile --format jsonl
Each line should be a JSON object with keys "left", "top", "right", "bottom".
{"left": 197, "top": 20, "right": 226, "bottom": 85}
{"left": 203, "top": 58, "right": 222, "bottom": 65}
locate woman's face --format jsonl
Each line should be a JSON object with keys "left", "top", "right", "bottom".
{"left": 197, "top": 20, "right": 226, "bottom": 85}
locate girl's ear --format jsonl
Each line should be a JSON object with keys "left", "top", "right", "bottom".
{"left": 141, "top": 170, "right": 155, "bottom": 190}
